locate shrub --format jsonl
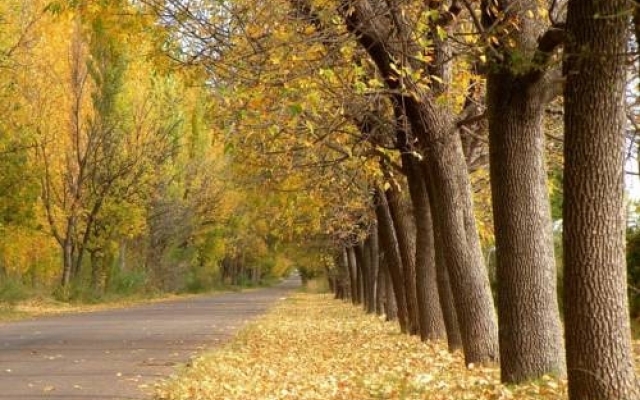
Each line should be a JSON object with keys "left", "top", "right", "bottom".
{"left": 0, "top": 278, "right": 31, "bottom": 304}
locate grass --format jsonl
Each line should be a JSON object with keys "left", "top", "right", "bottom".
{"left": 0, "top": 292, "right": 196, "bottom": 322}
{"left": 0, "top": 274, "right": 280, "bottom": 322}
{"left": 0, "top": 286, "right": 238, "bottom": 322}
{"left": 155, "top": 293, "right": 570, "bottom": 400}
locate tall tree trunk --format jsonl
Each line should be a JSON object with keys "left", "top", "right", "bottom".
{"left": 403, "top": 153, "right": 446, "bottom": 341}
{"left": 361, "top": 238, "right": 372, "bottom": 311}
{"left": 346, "top": 246, "right": 360, "bottom": 304}
{"left": 336, "top": 249, "right": 351, "bottom": 301}
{"left": 383, "top": 262, "right": 397, "bottom": 321}
{"left": 386, "top": 186, "right": 420, "bottom": 335}
{"left": 0, "top": 259, "right": 6, "bottom": 280}
{"left": 426, "top": 168, "right": 462, "bottom": 351}
{"left": 237, "top": 253, "right": 246, "bottom": 286}
{"left": 71, "top": 254, "right": 82, "bottom": 281}
{"left": 233, "top": 255, "right": 243, "bottom": 286}
{"left": 376, "top": 252, "right": 385, "bottom": 315}
{"left": 423, "top": 135, "right": 499, "bottom": 363}
{"left": 357, "top": 261, "right": 364, "bottom": 303}
{"left": 563, "top": 1, "right": 638, "bottom": 398}
{"left": 61, "top": 237, "right": 73, "bottom": 288}
{"left": 342, "top": 247, "right": 353, "bottom": 300}
{"left": 355, "top": 242, "right": 369, "bottom": 307}
{"left": 68, "top": 216, "right": 83, "bottom": 281}
{"left": 375, "top": 187, "right": 409, "bottom": 333}
{"left": 435, "top": 240, "right": 462, "bottom": 351}
{"left": 481, "top": 0, "right": 564, "bottom": 382}
{"left": 90, "top": 250, "right": 99, "bottom": 295}
{"left": 221, "top": 256, "right": 231, "bottom": 284}
{"left": 366, "top": 224, "right": 379, "bottom": 313}
{"left": 487, "top": 74, "right": 564, "bottom": 382}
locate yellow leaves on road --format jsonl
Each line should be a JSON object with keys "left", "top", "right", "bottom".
{"left": 156, "top": 294, "right": 566, "bottom": 400}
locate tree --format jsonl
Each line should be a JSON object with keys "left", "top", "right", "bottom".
{"left": 38, "top": 13, "right": 100, "bottom": 287}
{"left": 482, "top": 0, "right": 565, "bottom": 382}
{"left": 563, "top": 0, "right": 639, "bottom": 398}
{"left": 385, "top": 182, "right": 420, "bottom": 334}
{"left": 374, "top": 186, "right": 410, "bottom": 333}
{"left": 426, "top": 171, "right": 463, "bottom": 351}
{"left": 29, "top": 3, "right": 181, "bottom": 290}
{"left": 340, "top": 0, "right": 498, "bottom": 364}
{"left": 402, "top": 152, "right": 446, "bottom": 341}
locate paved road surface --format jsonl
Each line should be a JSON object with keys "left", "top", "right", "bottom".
{"left": 0, "top": 276, "right": 300, "bottom": 399}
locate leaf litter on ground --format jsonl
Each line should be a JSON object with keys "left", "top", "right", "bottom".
{"left": 155, "top": 293, "right": 572, "bottom": 400}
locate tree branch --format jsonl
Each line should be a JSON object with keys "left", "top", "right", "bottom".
{"left": 532, "top": 24, "right": 565, "bottom": 69}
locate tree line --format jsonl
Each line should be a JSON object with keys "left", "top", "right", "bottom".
{"left": 0, "top": 0, "right": 638, "bottom": 398}
{"left": 0, "top": 0, "right": 311, "bottom": 300}
{"left": 142, "top": 0, "right": 640, "bottom": 398}
{"left": 312, "top": 1, "right": 637, "bottom": 398}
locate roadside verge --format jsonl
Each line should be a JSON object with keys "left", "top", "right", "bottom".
{"left": 155, "top": 293, "right": 568, "bottom": 400}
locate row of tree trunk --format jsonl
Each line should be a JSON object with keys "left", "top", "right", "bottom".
{"left": 323, "top": 1, "right": 638, "bottom": 398}
{"left": 329, "top": 177, "right": 466, "bottom": 351}
{"left": 221, "top": 254, "right": 261, "bottom": 286}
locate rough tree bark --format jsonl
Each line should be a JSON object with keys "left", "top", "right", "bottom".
{"left": 403, "top": 152, "right": 446, "bottom": 341}
{"left": 487, "top": 75, "right": 564, "bottom": 381}
{"left": 424, "top": 135, "right": 498, "bottom": 363}
{"left": 434, "top": 232, "right": 462, "bottom": 351}
{"left": 482, "top": 1, "right": 564, "bottom": 382}
{"left": 386, "top": 185, "right": 420, "bottom": 335}
{"left": 383, "top": 262, "right": 397, "bottom": 321}
{"left": 375, "top": 187, "right": 409, "bottom": 333}
{"left": 356, "top": 243, "right": 366, "bottom": 305}
{"left": 425, "top": 166, "right": 462, "bottom": 351}
{"left": 356, "top": 238, "right": 371, "bottom": 310}
{"left": 563, "top": 0, "right": 639, "bottom": 398}
{"left": 375, "top": 254, "right": 385, "bottom": 315}
{"left": 366, "top": 223, "right": 379, "bottom": 313}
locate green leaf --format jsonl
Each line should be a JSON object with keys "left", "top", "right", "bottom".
{"left": 288, "top": 103, "right": 303, "bottom": 116}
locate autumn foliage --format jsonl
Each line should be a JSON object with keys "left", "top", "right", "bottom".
{"left": 156, "top": 293, "right": 568, "bottom": 400}
{"left": 1, "top": 0, "right": 639, "bottom": 398}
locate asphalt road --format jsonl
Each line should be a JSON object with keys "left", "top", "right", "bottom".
{"left": 0, "top": 276, "right": 300, "bottom": 400}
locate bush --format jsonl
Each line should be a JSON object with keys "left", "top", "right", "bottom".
{"left": 0, "top": 278, "right": 32, "bottom": 304}
{"left": 50, "top": 267, "right": 152, "bottom": 303}
{"left": 297, "top": 266, "right": 321, "bottom": 285}
{"left": 52, "top": 279, "right": 97, "bottom": 303}
{"left": 184, "top": 269, "right": 211, "bottom": 293}
{"left": 107, "top": 267, "right": 150, "bottom": 297}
